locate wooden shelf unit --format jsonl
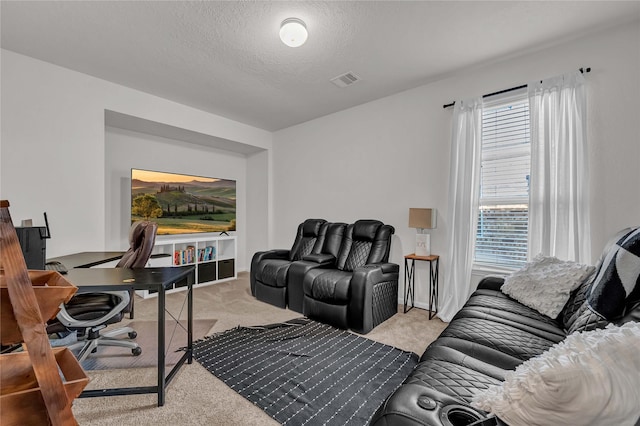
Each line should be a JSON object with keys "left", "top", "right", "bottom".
{"left": 0, "top": 200, "right": 88, "bottom": 426}
{"left": 136, "top": 234, "right": 237, "bottom": 298}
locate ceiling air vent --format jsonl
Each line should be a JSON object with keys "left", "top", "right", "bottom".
{"left": 330, "top": 72, "right": 361, "bottom": 88}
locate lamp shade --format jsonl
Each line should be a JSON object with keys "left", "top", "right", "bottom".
{"left": 409, "top": 208, "right": 437, "bottom": 230}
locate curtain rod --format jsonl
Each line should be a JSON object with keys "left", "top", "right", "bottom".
{"left": 442, "top": 67, "right": 591, "bottom": 109}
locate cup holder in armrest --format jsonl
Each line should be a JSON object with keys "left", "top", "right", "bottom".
{"left": 440, "top": 404, "right": 485, "bottom": 426}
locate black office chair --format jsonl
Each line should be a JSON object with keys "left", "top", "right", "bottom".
{"left": 47, "top": 221, "right": 158, "bottom": 361}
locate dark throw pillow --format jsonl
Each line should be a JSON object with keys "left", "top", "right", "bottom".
{"left": 588, "top": 227, "right": 640, "bottom": 320}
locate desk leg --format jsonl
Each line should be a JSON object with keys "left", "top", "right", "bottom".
{"left": 404, "top": 259, "right": 415, "bottom": 313}
{"left": 428, "top": 259, "right": 439, "bottom": 320}
{"left": 188, "top": 278, "right": 193, "bottom": 364}
{"left": 157, "top": 287, "right": 166, "bottom": 407}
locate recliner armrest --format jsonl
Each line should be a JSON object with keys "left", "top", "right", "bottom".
{"left": 302, "top": 253, "right": 336, "bottom": 265}
{"left": 352, "top": 263, "right": 399, "bottom": 284}
{"left": 477, "top": 276, "right": 506, "bottom": 291}
{"left": 349, "top": 263, "right": 400, "bottom": 334}
{"left": 374, "top": 262, "right": 399, "bottom": 274}
{"left": 370, "top": 384, "right": 490, "bottom": 426}
{"left": 255, "top": 249, "right": 290, "bottom": 260}
{"left": 250, "top": 249, "right": 291, "bottom": 296}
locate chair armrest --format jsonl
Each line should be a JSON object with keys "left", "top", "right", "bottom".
{"left": 250, "top": 249, "right": 291, "bottom": 295}
{"left": 302, "top": 253, "right": 336, "bottom": 265}
{"left": 477, "top": 276, "right": 505, "bottom": 291}
{"left": 352, "top": 263, "right": 400, "bottom": 282}
{"left": 370, "top": 384, "right": 491, "bottom": 426}
{"left": 253, "top": 249, "right": 290, "bottom": 262}
{"left": 376, "top": 262, "right": 400, "bottom": 274}
{"left": 349, "top": 263, "right": 400, "bottom": 333}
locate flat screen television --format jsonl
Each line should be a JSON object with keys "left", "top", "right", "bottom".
{"left": 131, "top": 168, "right": 236, "bottom": 235}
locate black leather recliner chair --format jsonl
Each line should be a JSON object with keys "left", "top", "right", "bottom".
{"left": 250, "top": 219, "right": 327, "bottom": 308}
{"left": 287, "top": 222, "right": 347, "bottom": 313}
{"left": 302, "top": 220, "right": 399, "bottom": 334}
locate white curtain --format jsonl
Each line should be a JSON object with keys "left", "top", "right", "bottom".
{"left": 528, "top": 71, "right": 591, "bottom": 263}
{"left": 438, "top": 98, "right": 483, "bottom": 323}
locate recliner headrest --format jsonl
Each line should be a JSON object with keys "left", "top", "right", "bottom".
{"left": 325, "top": 223, "right": 347, "bottom": 238}
{"left": 352, "top": 220, "right": 384, "bottom": 241}
{"left": 322, "top": 222, "right": 347, "bottom": 258}
{"left": 302, "top": 219, "right": 326, "bottom": 237}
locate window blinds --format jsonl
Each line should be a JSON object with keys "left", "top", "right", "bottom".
{"left": 475, "top": 98, "right": 531, "bottom": 268}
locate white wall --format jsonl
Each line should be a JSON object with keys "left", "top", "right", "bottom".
{"left": 1, "top": 50, "right": 272, "bottom": 261}
{"left": 2, "top": 21, "right": 638, "bottom": 299}
{"left": 246, "top": 149, "right": 270, "bottom": 258}
{"left": 273, "top": 21, "right": 640, "bottom": 308}
{"left": 104, "top": 126, "right": 249, "bottom": 269}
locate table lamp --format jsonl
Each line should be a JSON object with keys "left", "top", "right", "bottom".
{"left": 409, "top": 208, "right": 437, "bottom": 256}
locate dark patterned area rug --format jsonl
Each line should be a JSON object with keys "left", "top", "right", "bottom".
{"left": 193, "top": 318, "right": 418, "bottom": 426}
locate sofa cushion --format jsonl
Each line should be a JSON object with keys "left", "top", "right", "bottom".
{"left": 588, "top": 227, "right": 640, "bottom": 320}
{"left": 567, "top": 304, "right": 610, "bottom": 334}
{"left": 255, "top": 259, "right": 292, "bottom": 288}
{"left": 455, "top": 307, "right": 565, "bottom": 340}
{"left": 472, "top": 322, "right": 640, "bottom": 426}
{"left": 560, "top": 277, "right": 594, "bottom": 330}
{"left": 438, "top": 317, "right": 560, "bottom": 363}
{"left": 420, "top": 345, "right": 508, "bottom": 382}
{"left": 428, "top": 337, "right": 525, "bottom": 372}
{"left": 309, "top": 270, "right": 352, "bottom": 303}
{"left": 407, "top": 346, "right": 504, "bottom": 404}
{"left": 464, "top": 290, "right": 563, "bottom": 334}
{"left": 501, "top": 254, "right": 594, "bottom": 319}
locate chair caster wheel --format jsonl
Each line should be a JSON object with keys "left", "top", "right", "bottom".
{"left": 132, "top": 347, "right": 142, "bottom": 356}
{"left": 128, "top": 331, "right": 137, "bottom": 339}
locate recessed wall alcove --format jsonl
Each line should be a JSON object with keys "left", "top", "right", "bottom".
{"left": 104, "top": 110, "right": 269, "bottom": 272}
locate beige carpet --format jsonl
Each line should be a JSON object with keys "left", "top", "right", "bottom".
{"left": 78, "top": 319, "right": 216, "bottom": 371}
{"left": 71, "top": 272, "right": 447, "bottom": 425}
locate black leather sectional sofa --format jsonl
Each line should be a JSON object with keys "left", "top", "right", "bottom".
{"left": 371, "top": 227, "right": 640, "bottom": 426}
{"left": 250, "top": 218, "right": 399, "bottom": 334}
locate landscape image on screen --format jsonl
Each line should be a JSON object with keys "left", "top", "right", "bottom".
{"left": 131, "top": 169, "right": 236, "bottom": 235}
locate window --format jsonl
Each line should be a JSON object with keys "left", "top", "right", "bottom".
{"left": 475, "top": 93, "right": 531, "bottom": 269}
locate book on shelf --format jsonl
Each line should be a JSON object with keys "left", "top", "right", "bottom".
{"left": 174, "top": 246, "right": 197, "bottom": 265}
{"left": 196, "top": 245, "right": 216, "bottom": 262}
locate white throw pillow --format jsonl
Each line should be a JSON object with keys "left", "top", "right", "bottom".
{"left": 501, "top": 254, "right": 594, "bottom": 319}
{"left": 472, "top": 322, "right": 640, "bottom": 426}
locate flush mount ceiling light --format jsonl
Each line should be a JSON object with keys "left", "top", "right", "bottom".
{"left": 280, "top": 18, "right": 308, "bottom": 47}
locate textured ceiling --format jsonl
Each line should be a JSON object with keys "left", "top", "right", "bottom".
{"left": 2, "top": 1, "right": 639, "bottom": 131}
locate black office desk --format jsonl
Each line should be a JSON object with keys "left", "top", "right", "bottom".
{"left": 63, "top": 266, "right": 195, "bottom": 407}
{"left": 48, "top": 251, "right": 126, "bottom": 269}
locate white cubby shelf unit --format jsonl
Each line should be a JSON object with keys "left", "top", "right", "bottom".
{"left": 136, "top": 234, "right": 237, "bottom": 299}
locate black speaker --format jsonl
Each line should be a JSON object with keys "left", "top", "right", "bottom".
{"left": 15, "top": 227, "right": 47, "bottom": 270}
